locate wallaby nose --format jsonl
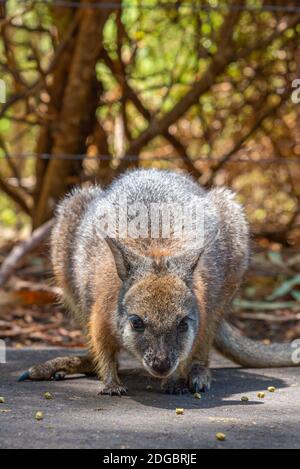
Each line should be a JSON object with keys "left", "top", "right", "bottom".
{"left": 152, "top": 357, "right": 171, "bottom": 374}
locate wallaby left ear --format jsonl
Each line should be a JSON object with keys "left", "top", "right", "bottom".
{"left": 105, "top": 238, "right": 129, "bottom": 280}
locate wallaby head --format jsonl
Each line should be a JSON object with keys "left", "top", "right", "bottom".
{"left": 106, "top": 238, "right": 201, "bottom": 379}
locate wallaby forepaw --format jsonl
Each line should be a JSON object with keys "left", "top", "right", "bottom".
{"left": 162, "top": 378, "right": 189, "bottom": 395}
{"left": 98, "top": 382, "right": 128, "bottom": 397}
{"left": 188, "top": 365, "right": 211, "bottom": 393}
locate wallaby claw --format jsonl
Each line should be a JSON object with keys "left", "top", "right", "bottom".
{"left": 18, "top": 366, "right": 56, "bottom": 382}
{"left": 188, "top": 365, "right": 212, "bottom": 393}
{"left": 98, "top": 383, "right": 128, "bottom": 397}
{"left": 18, "top": 367, "right": 70, "bottom": 382}
{"left": 18, "top": 371, "right": 30, "bottom": 382}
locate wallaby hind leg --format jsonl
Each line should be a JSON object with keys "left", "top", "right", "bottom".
{"left": 18, "top": 355, "right": 95, "bottom": 382}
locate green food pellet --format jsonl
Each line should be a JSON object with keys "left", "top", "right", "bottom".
{"left": 0, "top": 397, "right": 5, "bottom": 404}
{"left": 241, "top": 396, "right": 249, "bottom": 402}
{"left": 257, "top": 392, "right": 265, "bottom": 399}
{"left": 146, "top": 385, "right": 153, "bottom": 391}
{"left": 176, "top": 408, "right": 184, "bottom": 415}
{"left": 216, "top": 433, "right": 226, "bottom": 442}
{"left": 194, "top": 393, "right": 202, "bottom": 400}
{"left": 268, "top": 387, "right": 276, "bottom": 393}
{"left": 35, "top": 411, "right": 44, "bottom": 421}
{"left": 44, "top": 392, "right": 53, "bottom": 400}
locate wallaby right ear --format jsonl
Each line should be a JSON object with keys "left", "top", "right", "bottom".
{"left": 105, "top": 238, "right": 144, "bottom": 281}
{"left": 166, "top": 249, "right": 203, "bottom": 283}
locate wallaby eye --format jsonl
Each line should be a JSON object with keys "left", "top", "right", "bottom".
{"left": 129, "top": 315, "right": 145, "bottom": 332}
{"left": 178, "top": 318, "right": 189, "bottom": 333}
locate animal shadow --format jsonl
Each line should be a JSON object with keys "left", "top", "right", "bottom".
{"left": 120, "top": 366, "right": 288, "bottom": 410}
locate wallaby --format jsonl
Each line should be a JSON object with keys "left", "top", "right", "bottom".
{"left": 19, "top": 169, "right": 299, "bottom": 395}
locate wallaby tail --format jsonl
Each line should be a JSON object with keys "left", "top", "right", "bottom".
{"left": 215, "top": 319, "right": 299, "bottom": 368}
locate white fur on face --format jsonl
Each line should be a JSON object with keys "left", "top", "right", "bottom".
{"left": 179, "top": 327, "right": 195, "bottom": 362}
{"left": 122, "top": 323, "right": 141, "bottom": 359}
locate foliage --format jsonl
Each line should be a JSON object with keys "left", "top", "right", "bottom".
{"left": 0, "top": 0, "right": 299, "bottom": 242}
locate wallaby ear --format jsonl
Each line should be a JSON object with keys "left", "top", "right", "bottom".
{"left": 105, "top": 238, "right": 130, "bottom": 280}
{"left": 166, "top": 249, "right": 203, "bottom": 281}
{"left": 184, "top": 250, "right": 203, "bottom": 273}
{"left": 105, "top": 238, "right": 142, "bottom": 281}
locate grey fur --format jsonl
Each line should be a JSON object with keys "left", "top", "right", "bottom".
{"left": 47, "top": 169, "right": 298, "bottom": 394}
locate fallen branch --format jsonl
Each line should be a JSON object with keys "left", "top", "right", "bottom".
{"left": 233, "top": 299, "right": 300, "bottom": 312}
{"left": 0, "top": 280, "right": 62, "bottom": 306}
{"left": 0, "top": 219, "right": 54, "bottom": 288}
{"left": 287, "top": 254, "right": 300, "bottom": 268}
{"left": 236, "top": 312, "right": 300, "bottom": 323}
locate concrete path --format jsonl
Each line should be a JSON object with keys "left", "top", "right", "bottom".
{"left": 0, "top": 348, "right": 299, "bottom": 449}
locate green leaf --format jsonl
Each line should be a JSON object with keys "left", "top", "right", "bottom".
{"left": 291, "top": 291, "right": 300, "bottom": 301}
{"left": 267, "top": 274, "right": 300, "bottom": 301}
{"left": 267, "top": 251, "right": 285, "bottom": 268}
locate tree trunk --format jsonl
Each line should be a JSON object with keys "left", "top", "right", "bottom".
{"left": 32, "top": 0, "right": 118, "bottom": 228}
{"left": 33, "top": 1, "right": 78, "bottom": 224}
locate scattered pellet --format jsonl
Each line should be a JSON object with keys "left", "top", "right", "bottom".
{"left": 0, "top": 397, "right": 5, "bottom": 404}
{"left": 216, "top": 433, "right": 226, "bottom": 442}
{"left": 35, "top": 411, "right": 44, "bottom": 421}
{"left": 241, "top": 396, "right": 249, "bottom": 402}
{"left": 257, "top": 392, "right": 265, "bottom": 399}
{"left": 268, "top": 387, "right": 276, "bottom": 393}
{"left": 194, "top": 393, "right": 202, "bottom": 400}
{"left": 44, "top": 392, "right": 53, "bottom": 400}
{"left": 176, "top": 408, "right": 184, "bottom": 415}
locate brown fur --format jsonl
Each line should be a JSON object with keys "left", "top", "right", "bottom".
{"left": 23, "top": 170, "right": 297, "bottom": 397}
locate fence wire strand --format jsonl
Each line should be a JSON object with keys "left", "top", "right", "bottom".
{"left": 0, "top": 153, "right": 300, "bottom": 164}
{"left": 1, "top": 1, "right": 300, "bottom": 166}
{"left": 2, "top": 1, "right": 300, "bottom": 14}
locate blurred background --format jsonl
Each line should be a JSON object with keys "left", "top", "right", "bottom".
{"left": 0, "top": 0, "right": 300, "bottom": 349}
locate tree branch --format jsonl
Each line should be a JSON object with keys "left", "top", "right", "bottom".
{"left": 118, "top": 4, "right": 300, "bottom": 171}
{"left": 0, "top": 175, "right": 31, "bottom": 215}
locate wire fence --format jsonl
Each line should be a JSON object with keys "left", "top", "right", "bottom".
{"left": 0, "top": 152, "right": 300, "bottom": 164}
{"left": 3, "top": 0, "right": 300, "bottom": 14}
{"left": 1, "top": 1, "right": 300, "bottom": 166}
